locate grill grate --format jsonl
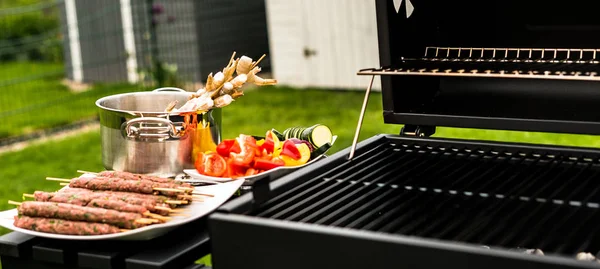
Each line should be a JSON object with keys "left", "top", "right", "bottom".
{"left": 358, "top": 47, "right": 600, "bottom": 81}
{"left": 249, "top": 138, "right": 600, "bottom": 257}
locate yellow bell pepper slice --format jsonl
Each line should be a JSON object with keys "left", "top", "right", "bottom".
{"left": 281, "top": 143, "right": 311, "bottom": 166}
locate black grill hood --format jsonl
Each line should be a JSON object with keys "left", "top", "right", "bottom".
{"left": 370, "top": 0, "right": 600, "bottom": 135}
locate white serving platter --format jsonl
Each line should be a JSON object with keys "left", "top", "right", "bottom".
{"left": 0, "top": 178, "right": 244, "bottom": 241}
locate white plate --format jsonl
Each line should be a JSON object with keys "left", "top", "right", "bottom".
{"left": 184, "top": 136, "right": 336, "bottom": 183}
{"left": 0, "top": 179, "right": 244, "bottom": 241}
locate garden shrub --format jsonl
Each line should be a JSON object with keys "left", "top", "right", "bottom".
{"left": 0, "top": 1, "right": 63, "bottom": 62}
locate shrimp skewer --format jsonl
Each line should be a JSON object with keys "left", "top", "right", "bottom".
{"left": 172, "top": 52, "right": 276, "bottom": 112}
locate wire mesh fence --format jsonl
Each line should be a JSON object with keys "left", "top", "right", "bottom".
{"left": 0, "top": 0, "right": 270, "bottom": 142}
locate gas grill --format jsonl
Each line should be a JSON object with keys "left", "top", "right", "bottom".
{"left": 208, "top": 0, "right": 600, "bottom": 268}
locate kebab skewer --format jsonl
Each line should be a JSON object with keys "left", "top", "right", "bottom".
{"left": 9, "top": 201, "right": 159, "bottom": 229}
{"left": 75, "top": 170, "right": 214, "bottom": 198}
{"left": 58, "top": 185, "right": 202, "bottom": 204}
{"left": 77, "top": 170, "right": 192, "bottom": 186}
{"left": 46, "top": 176, "right": 210, "bottom": 198}
{"left": 14, "top": 215, "right": 124, "bottom": 235}
{"left": 56, "top": 187, "right": 200, "bottom": 205}
{"left": 23, "top": 190, "right": 182, "bottom": 217}
{"left": 54, "top": 183, "right": 196, "bottom": 204}
{"left": 22, "top": 191, "right": 173, "bottom": 220}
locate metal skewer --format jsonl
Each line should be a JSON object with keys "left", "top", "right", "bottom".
{"left": 348, "top": 75, "right": 375, "bottom": 161}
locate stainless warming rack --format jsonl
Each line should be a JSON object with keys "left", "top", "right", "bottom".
{"left": 357, "top": 47, "right": 600, "bottom": 81}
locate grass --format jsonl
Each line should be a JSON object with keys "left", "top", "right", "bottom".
{"left": 0, "top": 131, "right": 103, "bottom": 235}
{"left": 0, "top": 62, "right": 144, "bottom": 138}
{"left": 0, "top": 0, "right": 53, "bottom": 9}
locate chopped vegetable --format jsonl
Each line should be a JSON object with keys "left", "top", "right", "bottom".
{"left": 230, "top": 135, "right": 257, "bottom": 167}
{"left": 200, "top": 126, "right": 333, "bottom": 178}
{"left": 310, "top": 142, "right": 332, "bottom": 159}
{"left": 271, "top": 129, "right": 286, "bottom": 141}
{"left": 259, "top": 130, "right": 281, "bottom": 154}
{"left": 288, "top": 138, "right": 314, "bottom": 151}
{"left": 254, "top": 158, "right": 285, "bottom": 171}
{"left": 216, "top": 139, "right": 241, "bottom": 157}
{"left": 225, "top": 158, "right": 246, "bottom": 178}
{"left": 280, "top": 140, "right": 302, "bottom": 160}
{"left": 301, "top": 124, "right": 333, "bottom": 148}
{"left": 282, "top": 124, "right": 333, "bottom": 148}
{"left": 245, "top": 168, "right": 260, "bottom": 176}
{"left": 195, "top": 152, "right": 227, "bottom": 177}
{"left": 280, "top": 143, "right": 311, "bottom": 166}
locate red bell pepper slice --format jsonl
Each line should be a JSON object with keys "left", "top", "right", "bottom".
{"left": 259, "top": 131, "right": 274, "bottom": 153}
{"left": 230, "top": 135, "right": 257, "bottom": 167}
{"left": 254, "top": 158, "right": 285, "bottom": 171}
{"left": 245, "top": 168, "right": 260, "bottom": 176}
{"left": 261, "top": 139, "right": 275, "bottom": 153}
{"left": 216, "top": 139, "right": 241, "bottom": 157}
{"left": 280, "top": 140, "right": 301, "bottom": 160}
{"left": 225, "top": 157, "right": 246, "bottom": 178}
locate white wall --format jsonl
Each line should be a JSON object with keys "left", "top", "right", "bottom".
{"left": 265, "top": 0, "right": 381, "bottom": 91}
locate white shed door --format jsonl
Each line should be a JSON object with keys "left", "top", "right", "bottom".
{"left": 265, "top": 0, "right": 381, "bottom": 91}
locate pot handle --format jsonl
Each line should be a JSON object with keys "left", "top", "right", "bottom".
{"left": 123, "top": 117, "right": 181, "bottom": 140}
{"left": 153, "top": 87, "right": 186, "bottom": 93}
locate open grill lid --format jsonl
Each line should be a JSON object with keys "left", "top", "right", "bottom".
{"left": 360, "top": 0, "right": 600, "bottom": 136}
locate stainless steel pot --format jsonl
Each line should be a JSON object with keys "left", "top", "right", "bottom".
{"left": 95, "top": 88, "right": 222, "bottom": 177}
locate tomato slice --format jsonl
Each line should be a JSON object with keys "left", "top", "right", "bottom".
{"left": 195, "top": 152, "right": 227, "bottom": 177}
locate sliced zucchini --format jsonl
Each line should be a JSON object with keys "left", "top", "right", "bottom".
{"left": 301, "top": 124, "right": 333, "bottom": 148}
{"left": 310, "top": 142, "right": 332, "bottom": 159}
{"left": 271, "top": 129, "right": 286, "bottom": 141}
{"left": 294, "top": 127, "right": 302, "bottom": 138}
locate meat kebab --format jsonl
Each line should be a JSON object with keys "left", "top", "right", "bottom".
{"left": 59, "top": 176, "right": 195, "bottom": 197}
{"left": 14, "top": 215, "right": 122, "bottom": 235}
{"left": 14, "top": 201, "right": 158, "bottom": 229}
{"left": 27, "top": 190, "right": 176, "bottom": 216}
{"left": 80, "top": 170, "right": 192, "bottom": 186}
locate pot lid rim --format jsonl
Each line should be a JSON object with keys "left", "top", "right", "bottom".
{"left": 95, "top": 91, "right": 203, "bottom": 115}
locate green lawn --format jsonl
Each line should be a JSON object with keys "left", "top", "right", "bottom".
{"left": 0, "top": 0, "right": 51, "bottom": 8}
{"left": 0, "top": 62, "right": 144, "bottom": 138}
